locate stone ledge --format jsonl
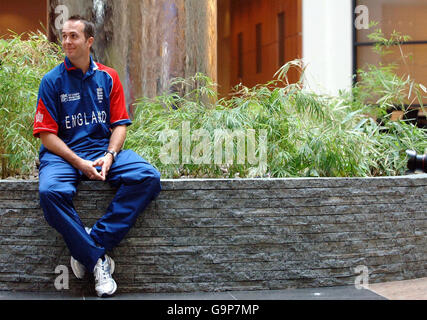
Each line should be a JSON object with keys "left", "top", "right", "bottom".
{"left": 0, "top": 175, "right": 426, "bottom": 293}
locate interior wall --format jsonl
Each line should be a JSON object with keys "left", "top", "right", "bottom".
{"left": 217, "top": 0, "right": 302, "bottom": 97}
{"left": 302, "top": 0, "right": 353, "bottom": 96}
{"left": 0, "top": 0, "right": 48, "bottom": 38}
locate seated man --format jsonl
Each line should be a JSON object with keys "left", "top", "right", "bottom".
{"left": 33, "top": 15, "right": 161, "bottom": 297}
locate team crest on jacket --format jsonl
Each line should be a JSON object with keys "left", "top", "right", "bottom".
{"left": 97, "top": 88, "right": 103, "bottom": 103}
{"left": 35, "top": 111, "right": 44, "bottom": 123}
{"left": 60, "top": 93, "right": 81, "bottom": 103}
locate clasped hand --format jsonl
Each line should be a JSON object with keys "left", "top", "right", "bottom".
{"left": 79, "top": 155, "right": 113, "bottom": 181}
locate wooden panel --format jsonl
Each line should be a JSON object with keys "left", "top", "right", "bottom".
{"left": 357, "top": 43, "right": 427, "bottom": 104}
{"left": 382, "top": 3, "right": 427, "bottom": 42}
{"left": 0, "top": 0, "right": 47, "bottom": 38}
{"left": 357, "top": 0, "right": 427, "bottom": 43}
{"left": 224, "top": 0, "right": 302, "bottom": 93}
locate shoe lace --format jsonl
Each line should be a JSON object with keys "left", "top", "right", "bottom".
{"left": 94, "top": 259, "right": 111, "bottom": 284}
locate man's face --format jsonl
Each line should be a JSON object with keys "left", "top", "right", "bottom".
{"left": 61, "top": 20, "right": 93, "bottom": 61}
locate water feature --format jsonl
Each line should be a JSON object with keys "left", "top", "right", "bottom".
{"left": 48, "top": 0, "right": 217, "bottom": 113}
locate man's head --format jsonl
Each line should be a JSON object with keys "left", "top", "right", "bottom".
{"left": 61, "top": 15, "right": 95, "bottom": 62}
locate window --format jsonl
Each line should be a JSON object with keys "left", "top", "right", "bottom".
{"left": 354, "top": 0, "right": 427, "bottom": 105}
{"left": 237, "top": 32, "right": 243, "bottom": 79}
{"left": 278, "top": 12, "right": 285, "bottom": 67}
{"left": 221, "top": 0, "right": 302, "bottom": 92}
{"left": 256, "top": 23, "right": 262, "bottom": 73}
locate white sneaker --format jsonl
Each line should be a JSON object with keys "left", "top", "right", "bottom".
{"left": 71, "top": 227, "right": 114, "bottom": 279}
{"left": 94, "top": 255, "right": 117, "bottom": 297}
{"left": 70, "top": 255, "right": 86, "bottom": 279}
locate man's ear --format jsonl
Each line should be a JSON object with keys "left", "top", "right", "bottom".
{"left": 87, "top": 36, "right": 94, "bottom": 48}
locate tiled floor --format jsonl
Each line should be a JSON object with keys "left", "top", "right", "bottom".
{"left": 363, "top": 277, "right": 427, "bottom": 300}
{"left": 1, "top": 278, "right": 425, "bottom": 300}
{"left": 0, "top": 285, "right": 385, "bottom": 300}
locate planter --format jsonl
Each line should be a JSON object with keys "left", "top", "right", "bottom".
{"left": 0, "top": 175, "right": 426, "bottom": 293}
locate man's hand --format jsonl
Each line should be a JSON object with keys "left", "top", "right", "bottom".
{"left": 92, "top": 154, "right": 113, "bottom": 179}
{"left": 40, "top": 132, "right": 104, "bottom": 181}
{"left": 40, "top": 126, "right": 126, "bottom": 181}
{"left": 78, "top": 159, "right": 105, "bottom": 181}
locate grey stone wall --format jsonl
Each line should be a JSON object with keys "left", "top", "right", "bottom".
{"left": 0, "top": 176, "right": 426, "bottom": 294}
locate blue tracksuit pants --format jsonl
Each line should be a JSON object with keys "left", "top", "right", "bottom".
{"left": 38, "top": 149, "right": 161, "bottom": 272}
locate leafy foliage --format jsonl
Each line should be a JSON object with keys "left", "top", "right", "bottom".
{"left": 0, "top": 31, "right": 63, "bottom": 177}
{"left": 0, "top": 28, "right": 425, "bottom": 179}
{"left": 126, "top": 59, "right": 426, "bottom": 178}
{"left": 126, "top": 26, "right": 427, "bottom": 178}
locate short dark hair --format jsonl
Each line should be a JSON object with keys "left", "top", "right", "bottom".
{"left": 66, "top": 15, "right": 95, "bottom": 40}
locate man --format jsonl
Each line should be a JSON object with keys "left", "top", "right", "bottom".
{"left": 33, "top": 15, "right": 161, "bottom": 297}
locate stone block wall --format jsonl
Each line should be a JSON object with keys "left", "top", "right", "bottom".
{"left": 0, "top": 176, "right": 426, "bottom": 294}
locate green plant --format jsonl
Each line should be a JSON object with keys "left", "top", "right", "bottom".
{"left": 0, "top": 27, "right": 425, "bottom": 179}
{"left": 0, "top": 31, "right": 63, "bottom": 178}
{"left": 126, "top": 25, "right": 427, "bottom": 178}
{"left": 126, "top": 60, "right": 425, "bottom": 178}
{"left": 349, "top": 24, "right": 427, "bottom": 175}
{"left": 352, "top": 23, "right": 425, "bottom": 120}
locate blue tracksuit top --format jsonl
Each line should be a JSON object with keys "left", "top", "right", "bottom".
{"left": 33, "top": 56, "right": 131, "bottom": 159}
